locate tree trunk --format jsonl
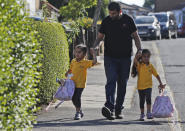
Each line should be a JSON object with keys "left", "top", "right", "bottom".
{"left": 92, "top": 0, "right": 102, "bottom": 29}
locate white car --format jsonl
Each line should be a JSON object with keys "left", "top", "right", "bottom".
{"left": 135, "top": 16, "right": 161, "bottom": 40}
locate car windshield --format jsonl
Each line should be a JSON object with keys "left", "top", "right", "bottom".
{"left": 135, "top": 17, "right": 154, "bottom": 24}
{"left": 154, "top": 14, "right": 168, "bottom": 22}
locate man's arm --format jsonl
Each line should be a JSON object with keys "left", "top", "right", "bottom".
{"left": 131, "top": 31, "right": 142, "bottom": 51}
{"left": 90, "top": 48, "right": 97, "bottom": 66}
{"left": 93, "top": 32, "right": 104, "bottom": 49}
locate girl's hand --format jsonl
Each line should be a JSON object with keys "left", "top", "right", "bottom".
{"left": 158, "top": 84, "right": 166, "bottom": 89}
{"left": 65, "top": 69, "right": 72, "bottom": 77}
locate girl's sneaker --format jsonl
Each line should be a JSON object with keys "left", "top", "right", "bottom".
{"left": 139, "top": 113, "right": 145, "bottom": 121}
{"left": 74, "top": 112, "right": 81, "bottom": 120}
{"left": 74, "top": 111, "right": 84, "bottom": 120}
{"left": 146, "top": 112, "right": 153, "bottom": 119}
{"left": 80, "top": 110, "right": 84, "bottom": 118}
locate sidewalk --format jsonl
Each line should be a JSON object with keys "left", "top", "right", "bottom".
{"left": 34, "top": 42, "right": 175, "bottom": 131}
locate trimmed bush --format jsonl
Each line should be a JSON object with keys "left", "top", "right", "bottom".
{"left": 0, "top": 0, "right": 42, "bottom": 130}
{"left": 35, "top": 22, "right": 69, "bottom": 104}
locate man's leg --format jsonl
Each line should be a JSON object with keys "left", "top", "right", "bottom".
{"left": 102, "top": 56, "right": 118, "bottom": 120}
{"left": 115, "top": 57, "right": 131, "bottom": 118}
{"left": 104, "top": 56, "right": 118, "bottom": 111}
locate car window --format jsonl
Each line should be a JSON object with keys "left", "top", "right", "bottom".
{"left": 169, "top": 14, "right": 176, "bottom": 21}
{"left": 135, "top": 17, "right": 154, "bottom": 24}
{"left": 154, "top": 14, "right": 168, "bottom": 22}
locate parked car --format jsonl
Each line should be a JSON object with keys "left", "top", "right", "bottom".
{"left": 62, "top": 22, "right": 73, "bottom": 33}
{"left": 177, "top": 23, "right": 185, "bottom": 37}
{"left": 135, "top": 16, "right": 161, "bottom": 40}
{"left": 148, "top": 12, "right": 178, "bottom": 39}
{"left": 28, "top": 16, "right": 43, "bottom": 21}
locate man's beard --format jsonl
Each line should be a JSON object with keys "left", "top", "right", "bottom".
{"left": 110, "top": 16, "right": 119, "bottom": 20}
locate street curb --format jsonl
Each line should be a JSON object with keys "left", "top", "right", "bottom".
{"left": 152, "top": 42, "right": 182, "bottom": 131}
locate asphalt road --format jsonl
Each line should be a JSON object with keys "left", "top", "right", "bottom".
{"left": 34, "top": 38, "right": 185, "bottom": 131}
{"left": 156, "top": 38, "right": 185, "bottom": 131}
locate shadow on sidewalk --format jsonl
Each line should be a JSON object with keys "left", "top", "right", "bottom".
{"left": 34, "top": 118, "right": 177, "bottom": 128}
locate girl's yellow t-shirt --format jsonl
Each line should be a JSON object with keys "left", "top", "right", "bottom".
{"left": 136, "top": 62, "right": 158, "bottom": 90}
{"left": 70, "top": 58, "right": 93, "bottom": 88}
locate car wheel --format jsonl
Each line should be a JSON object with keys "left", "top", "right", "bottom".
{"left": 173, "top": 32, "right": 177, "bottom": 39}
{"left": 153, "top": 31, "right": 158, "bottom": 40}
{"left": 167, "top": 30, "right": 171, "bottom": 39}
{"left": 158, "top": 33, "right": 161, "bottom": 40}
{"left": 142, "top": 38, "right": 147, "bottom": 41}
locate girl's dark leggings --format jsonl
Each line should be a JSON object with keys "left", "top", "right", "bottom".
{"left": 72, "top": 88, "right": 84, "bottom": 108}
{"left": 138, "top": 88, "right": 152, "bottom": 109}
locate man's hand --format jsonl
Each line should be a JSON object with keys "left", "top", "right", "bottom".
{"left": 136, "top": 49, "right": 142, "bottom": 59}
{"left": 93, "top": 46, "right": 99, "bottom": 50}
{"left": 93, "top": 32, "right": 104, "bottom": 50}
{"left": 90, "top": 48, "right": 97, "bottom": 65}
{"left": 90, "top": 48, "right": 97, "bottom": 57}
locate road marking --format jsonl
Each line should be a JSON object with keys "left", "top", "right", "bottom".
{"left": 152, "top": 42, "right": 182, "bottom": 131}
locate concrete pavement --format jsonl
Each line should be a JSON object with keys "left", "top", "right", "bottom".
{"left": 34, "top": 41, "right": 181, "bottom": 131}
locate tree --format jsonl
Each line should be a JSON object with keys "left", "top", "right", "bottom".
{"left": 47, "top": 0, "right": 68, "bottom": 9}
{"left": 92, "top": 0, "right": 102, "bottom": 28}
{"left": 59, "top": 0, "right": 97, "bottom": 42}
{"left": 60, "top": 0, "right": 97, "bottom": 21}
{"left": 0, "top": 0, "right": 42, "bottom": 130}
{"left": 87, "top": 0, "right": 109, "bottom": 20}
{"left": 143, "top": 0, "right": 155, "bottom": 9}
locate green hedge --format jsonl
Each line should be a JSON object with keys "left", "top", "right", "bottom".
{"left": 35, "top": 22, "right": 69, "bottom": 104}
{"left": 0, "top": 1, "right": 42, "bottom": 130}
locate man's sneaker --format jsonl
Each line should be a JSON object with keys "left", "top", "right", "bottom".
{"left": 139, "top": 113, "right": 145, "bottom": 121}
{"left": 146, "top": 112, "right": 153, "bottom": 119}
{"left": 115, "top": 111, "right": 123, "bottom": 119}
{"left": 101, "top": 107, "right": 115, "bottom": 120}
{"left": 74, "top": 112, "right": 81, "bottom": 120}
{"left": 115, "top": 114, "right": 123, "bottom": 119}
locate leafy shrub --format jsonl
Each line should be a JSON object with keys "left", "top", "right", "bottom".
{"left": 79, "top": 17, "right": 93, "bottom": 29}
{"left": 0, "top": 0, "right": 42, "bottom": 130}
{"left": 35, "top": 22, "right": 69, "bottom": 104}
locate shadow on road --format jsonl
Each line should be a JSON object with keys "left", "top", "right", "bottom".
{"left": 33, "top": 118, "right": 178, "bottom": 128}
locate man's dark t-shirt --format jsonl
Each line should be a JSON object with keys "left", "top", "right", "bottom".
{"left": 99, "top": 14, "right": 137, "bottom": 58}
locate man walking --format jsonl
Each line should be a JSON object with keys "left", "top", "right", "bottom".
{"left": 93, "top": 2, "right": 142, "bottom": 120}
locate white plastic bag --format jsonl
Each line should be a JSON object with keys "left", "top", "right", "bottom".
{"left": 54, "top": 79, "right": 75, "bottom": 101}
{"left": 45, "top": 74, "right": 75, "bottom": 111}
{"left": 152, "top": 91, "right": 174, "bottom": 118}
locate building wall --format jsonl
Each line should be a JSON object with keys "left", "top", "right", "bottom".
{"left": 173, "top": 10, "right": 183, "bottom": 25}
{"left": 26, "top": 0, "right": 36, "bottom": 16}
{"left": 155, "top": 0, "right": 185, "bottom": 12}
{"left": 35, "top": 0, "right": 40, "bottom": 11}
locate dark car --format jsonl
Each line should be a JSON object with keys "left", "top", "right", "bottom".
{"left": 148, "top": 12, "right": 178, "bottom": 39}
{"left": 177, "top": 23, "right": 185, "bottom": 37}
{"left": 28, "top": 16, "right": 43, "bottom": 21}
{"left": 135, "top": 16, "right": 161, "bottom": 40}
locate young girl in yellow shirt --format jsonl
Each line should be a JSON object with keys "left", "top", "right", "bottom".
{"left": 132, "top": 49, "right": 165, "bottom": 121}
{"left": 65, "top": 44, "right": 97, "bottom": 120}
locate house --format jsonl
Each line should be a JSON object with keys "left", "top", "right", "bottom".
{"left": 155, "top": 0, "right": 185, "bottom": 12}
{"left": 24, "top": 0, "right": 40, "bottom": 16}
{"left": 155, "top": 0, "right": 185, "bottom": 30}
{"left": 118, "top": 2, "right": 151, "bottom": 18}
{"left": 24, "top": 0, "right": 59, "bottom": 20}
{"left": 172, "top": 3, "right": 185, "bottom": 26}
